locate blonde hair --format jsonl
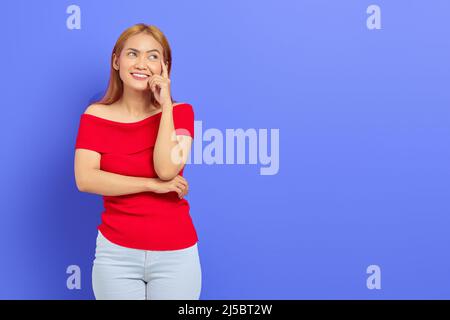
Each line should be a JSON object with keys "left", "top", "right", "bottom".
{"left": 94, "top": 23, "right": 176, "bottom": 106}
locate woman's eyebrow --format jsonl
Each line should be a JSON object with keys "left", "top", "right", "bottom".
{"left": 126, "top": 47, "right": 160, "bottom": 54}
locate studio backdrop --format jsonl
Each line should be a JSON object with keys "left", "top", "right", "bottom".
{"left": 1, "top": 0, "right": 449, "bottom": 299}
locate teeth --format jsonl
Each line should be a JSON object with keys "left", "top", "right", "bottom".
{"left": 132, "top": 73, "right": 148, "bottom": 78}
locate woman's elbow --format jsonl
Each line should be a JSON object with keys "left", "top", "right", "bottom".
{"left": 155, "top": 167, "right": 179, "bottom": 181}
{"left": 154, "top": 156, "right": 186, "bottom": 180}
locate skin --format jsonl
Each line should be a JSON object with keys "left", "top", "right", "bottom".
{"left": 112, "top": 33, "right": 165, "bottom": 118}
{"left": 110, "top": 33, "right": 193, "bottom": 198}
{"left": 113, "top": 33, "right": 192, "bottom": 198}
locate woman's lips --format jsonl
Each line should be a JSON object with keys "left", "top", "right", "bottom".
{"left": 131, "top": 73, "right": 149, "bottom": 81}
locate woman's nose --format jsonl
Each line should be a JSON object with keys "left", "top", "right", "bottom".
{"left": 135, "top": 56, "right": 148, "bottom": 68}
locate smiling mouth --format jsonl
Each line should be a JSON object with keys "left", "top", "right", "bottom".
{"left": 130, "top": 72, "right": 150, "bottom": 82}
{"left": 131, "top": 72, "right": 149, "bottom": 79}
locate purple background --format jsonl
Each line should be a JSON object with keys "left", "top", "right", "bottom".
{"left": 1, "top": 0, "right": 449, "bottom": 299}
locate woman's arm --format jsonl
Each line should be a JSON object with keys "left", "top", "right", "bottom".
{"left": 77, "top": 168, "right": 159, "bottom": 196}
{"left": 79, "top": 169, "right": 189, "bottom": 198}
{"left": 153, "top": 103, "right": 192, "bottom": 180}
{"left": 74, "top": 137, "right": 189, "bottom": 198}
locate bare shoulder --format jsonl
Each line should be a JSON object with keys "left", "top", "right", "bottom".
{"left": 83, "top": 102, "right": 190, "bottom": 119}
{"left": 83, "top": 103, "right": 109, "bottom": 117}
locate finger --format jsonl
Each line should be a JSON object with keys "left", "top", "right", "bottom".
{"left": 173, "top": 185, "right": 183, "bottom": 197}
{"left": 176, "top": 181, "right": 186, "bottom": 191}
{"left": 150, "top": 75, "right": 164, "bottom": 82}
{"left": 148, "top": 75, "right": 161, "bottom": 88}
{"left": 161, "top": 57, "right": 169, "bottom": 78}
{"left": 149, "top": 78, "right": 164, "bottom": 91}
{"left": 178, "top": 180, "right": 188, "bottom": 191}
{"left": 148, "top": 77, "right": 155, "bottom": 91}
{"left": 177, "top": 181, "right": 187, "bottom": 193}
{"left": 176, "top": 177, "right": 188, "bottom": 188}
{"left": 148, "top": 77, "right": 158, "bottom": 89}
{"left": 175, "top": 174, "right": 186, "bottom": 183}
{"left": 178, "top": 182, "right": 187, "bottom": 192}
{"left": 149, "top": 80, "right": 162, "bottom": 93}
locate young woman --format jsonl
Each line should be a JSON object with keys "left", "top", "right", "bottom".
{"left": 74, "top": 23, "right": 201, "bottom": 300}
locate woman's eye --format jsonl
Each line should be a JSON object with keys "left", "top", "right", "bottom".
{"left": 127, "top": 52, "right": 157, "bottom": 59}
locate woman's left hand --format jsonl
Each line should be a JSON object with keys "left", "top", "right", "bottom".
{"left": 148, "top": 58, "right": 171, "bottom": 107}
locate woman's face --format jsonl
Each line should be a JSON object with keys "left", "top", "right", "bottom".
{"left": 113, "top": 33, "right": 166, "bottom": 91}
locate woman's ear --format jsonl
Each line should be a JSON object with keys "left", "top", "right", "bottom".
{"left": 112, "top": 53, "right": 119, "bottom": 70}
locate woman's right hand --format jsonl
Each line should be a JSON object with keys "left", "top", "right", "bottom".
{"left": 153, "top": 175, "right": 189, "bottom": 199}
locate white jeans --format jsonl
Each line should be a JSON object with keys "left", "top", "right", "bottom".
{"left": 92, "top": 230, "right": 202, "bottom": 300}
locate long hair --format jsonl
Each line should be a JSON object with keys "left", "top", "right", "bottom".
{"left": 94, "top": 23, "right": 176, "bottom": 106}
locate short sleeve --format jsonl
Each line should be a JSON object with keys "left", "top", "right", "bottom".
{"left": 75, "top": 115, "right": 109, "bottom": 153}
{"left": 173, "top": 103, "right": 194, "bottom": 138}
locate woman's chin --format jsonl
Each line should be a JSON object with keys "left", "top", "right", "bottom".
{"left": 125, "top": 82, "right": 149, "bottom": 91}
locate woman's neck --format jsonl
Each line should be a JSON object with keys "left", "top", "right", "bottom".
{"left": 118, "top": 86, "right": 159, "bottom": 116}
